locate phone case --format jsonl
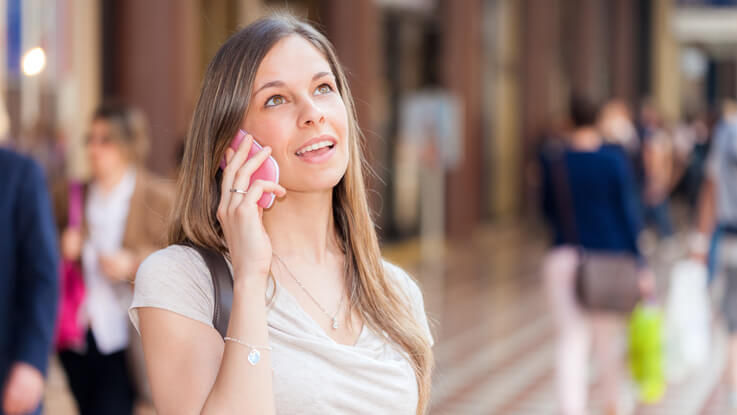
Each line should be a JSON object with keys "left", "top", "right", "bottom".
{"left": 220, "top": 130, "right": 280, "bottom": 209}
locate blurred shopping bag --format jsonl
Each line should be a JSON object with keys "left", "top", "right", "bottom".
{"left": 664, "top": 259, "right": 711, "bottom": 382}
{"left": 56, "top": 259, "right": 85, "bottom": 350}
{"left": 628, "top": 303, "right": 666, "bottom": 404}
{"left": 54, "top": 181, "right": 86, "bottom": 351}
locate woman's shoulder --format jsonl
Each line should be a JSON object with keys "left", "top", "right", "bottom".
{"left": 138, "top": 244, "right": 208, "bottom": 274}
{"left": 131, "top": 244, "right": 215, "bottom": 331}
{"left": 381, "top": 260, "right": 434, "bottom": 345}
{"left": 382, "top": 260, "right": 425, "bottom": 307}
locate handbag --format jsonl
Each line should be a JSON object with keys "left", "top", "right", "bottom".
{"left": 548, "top": 144, "right": 641, "bottom": 313}
{"left": 54, "top": 181, "right": 86, "bottom": 350}
{"left": 575, "top": 251, "right": 641, "bottom": 312}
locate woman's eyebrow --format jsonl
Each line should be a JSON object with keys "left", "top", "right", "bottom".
{"left": 312, "top": 71, "right": 333, "bottom": 81}
{"left": 253, "top": 72, "right": 334, "bottom": 96}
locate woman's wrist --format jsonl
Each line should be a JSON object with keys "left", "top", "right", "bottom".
{"left": 233, "top": 274, "right": 269, "bottom": 298}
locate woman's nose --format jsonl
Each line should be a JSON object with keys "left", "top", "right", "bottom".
{"left": 298, "top": 97, "right": 326, "bottom": 128}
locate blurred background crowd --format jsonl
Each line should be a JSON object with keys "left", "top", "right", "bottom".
{"left": 2, "top": 0, "right": 737, "bottom": 414}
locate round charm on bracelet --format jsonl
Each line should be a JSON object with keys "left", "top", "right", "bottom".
{"left": 248, "top": 349, "right": 261, "bottom": 366}
{"left": 224, "top": 336, "right": 272, "bottom": 366}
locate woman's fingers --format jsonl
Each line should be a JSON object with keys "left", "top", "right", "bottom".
{"left": 239, "top": 180, "right": 287, "bottom": 209}
{"left": 227, "top": 146, "right": 274, "bottom": 209}
{"left": 219, "top": 130, "right": 251, "bottom": 211}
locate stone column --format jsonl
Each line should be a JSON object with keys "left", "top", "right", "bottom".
{"left": 520, "top": 0, "right": 561, "bottom": 215}
{"left": 612, "top": 0, "right": 636, "bottom": 105}
{"left": 570, "top": 0, "right": 607, "bottom": 100}
{"left": 114, "top": 0, "right": 201, "bottom": 176}
{"left": 442, "top": 0, "right": 483, "bottom": 239}
{"left": 58, "top": 0, "right": 100, "bottom": 179}
{"left": 653, "top": 0, "right": 680, "bottom": 122}
{"left": 488, "top": 0, "right": 522, "bottom": 220}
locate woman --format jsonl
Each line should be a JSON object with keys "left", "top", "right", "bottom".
{"left": 129, "top": 14, "right": 434, "bottom": 415}
{"left": 55, "top": 102, "right": 173, "bottom": 415}
{"left": 540, "top": 96, "right": 653, "bottom": 415}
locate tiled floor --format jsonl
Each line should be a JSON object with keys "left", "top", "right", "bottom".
{"left": 395, "top": 224, "right": 731, "bottom": 415}
{"left": 44, "top": 223, "right": 732, "bottom": 414}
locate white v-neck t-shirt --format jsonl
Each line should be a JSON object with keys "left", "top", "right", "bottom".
{"left": 129, "top": 245, "right": 433, "bottom": 414}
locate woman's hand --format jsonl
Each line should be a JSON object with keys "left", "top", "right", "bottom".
{"left": 217, "top": 130, "right": 286, "bottom": 284}
{"left": 61, "top": 227, "right": 83, "bottom": 261}
{"left": 2, "top": 362, "right": 44, "bottom": 415}
{"left": 638, "top": 268, "right": 657, "bottom": 300}
{"left": 99, "top": 249, "right": 137, "bottom": 282}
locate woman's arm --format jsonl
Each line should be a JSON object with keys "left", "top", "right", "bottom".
{"left": 139, "top": 131, "right": 286, "bottom": 414}
{"left": 138, "top": 277, "right": 274, "bottom": 415}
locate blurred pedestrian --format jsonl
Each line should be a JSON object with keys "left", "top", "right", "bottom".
{"left": 54, "top": 101, "right": 173, "bottom": 415}
{"left": 0, "top": 148, "right": 60, "bottom": 415}
{"left": 693, "top": 99, "right": 737, "bottom": 412}
{"left": 673, "top": 112, "right": 711, "bottom": 213}
{"left": 540, "top": 95, "right": 653, "bottom": 415}
{"left": 638, "top": 100, "right": 676, "bottom": 239}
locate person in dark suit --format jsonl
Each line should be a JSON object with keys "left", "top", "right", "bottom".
{"left": 0, "top": 148, "right": 60, "bottom": 415}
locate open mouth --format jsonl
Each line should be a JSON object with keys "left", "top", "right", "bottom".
{"left": 295, "top": 140, "right": 336, "bottom": 157}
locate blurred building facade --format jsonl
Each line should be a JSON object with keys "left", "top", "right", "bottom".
{"left": 2, "top": 0, "right": 737, "bottom": 242}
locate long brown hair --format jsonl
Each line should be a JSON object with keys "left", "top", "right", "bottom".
{"left": 168, "top": 14, "right": 433, "bottom": 413}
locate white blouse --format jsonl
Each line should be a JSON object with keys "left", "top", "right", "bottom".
{"left": 82, "top": 169, "right": 136, "bottom": 354}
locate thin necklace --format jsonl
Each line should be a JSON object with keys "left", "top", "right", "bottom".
{"left": 272, "top": 253, "right": 345, "bottom": 330}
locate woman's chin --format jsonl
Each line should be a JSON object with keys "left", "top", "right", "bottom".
{"left": 284, "top": 179, "right": 343, "bottom": 196}
{"left": 286, "top": 167, "right": 346, "bottom": 193}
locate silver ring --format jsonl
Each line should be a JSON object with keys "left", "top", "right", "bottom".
{"left": 229, "top": 188, "right": 248, "bottom": 195}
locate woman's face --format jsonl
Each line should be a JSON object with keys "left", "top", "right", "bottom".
{"left": 87, "top": 119, "right": 128, "bottom": 178}
{"left": 241, "top": 35, "right": 349, "bottom": 194}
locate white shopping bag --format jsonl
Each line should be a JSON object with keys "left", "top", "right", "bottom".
{"left": 664, "top": 259, "right": 711, "bottom": 382}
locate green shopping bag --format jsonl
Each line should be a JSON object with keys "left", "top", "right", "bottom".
{"left": 628, "top": 303, "right": 666, "bottom": 403}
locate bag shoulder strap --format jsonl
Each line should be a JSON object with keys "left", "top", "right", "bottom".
{"left": 184, "top": 244, "right": 233, "bottom": 338}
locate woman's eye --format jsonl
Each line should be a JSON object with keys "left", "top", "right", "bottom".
{"left": 266, "top": 95, "right": 285, "bottom": 107}
{"left": 315, "top": 84, "right": 333, "bottom": 95}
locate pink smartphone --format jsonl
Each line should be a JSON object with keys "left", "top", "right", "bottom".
{"left": 220, "top": 129, "right": 280, "bottom": 209}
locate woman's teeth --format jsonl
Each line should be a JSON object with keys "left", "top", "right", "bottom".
{"left": 296, "top": 140, "right": 334, "bottom": 155}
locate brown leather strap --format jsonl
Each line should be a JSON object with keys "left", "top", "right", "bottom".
{"left": 184, "top": 244, "right": 233, "bottom": 338}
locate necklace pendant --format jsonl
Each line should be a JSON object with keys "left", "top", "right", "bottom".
{"left": 332, "top": 318, "right": 339, "bottom": 330}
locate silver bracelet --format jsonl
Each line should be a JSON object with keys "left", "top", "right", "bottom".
{"left": 224, "top": 336, "right": 272, "bottom": 366}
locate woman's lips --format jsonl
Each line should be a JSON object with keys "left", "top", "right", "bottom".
{"left": 295, "top": 145, "right": 336, "bottom": 163}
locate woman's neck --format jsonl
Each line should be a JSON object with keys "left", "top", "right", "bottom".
{"left": 570, "top": 126, "right": 602, "bottom": 151}
{"left": 95, "top": 164, "right": 130, "bottom": 194}
{"left": 262, "top": 189, "right": 341, "bottom": 264}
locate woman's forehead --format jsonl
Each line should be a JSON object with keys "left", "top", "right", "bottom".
{"left": 254, "top": 35, "right": 332, "bottom": 85}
